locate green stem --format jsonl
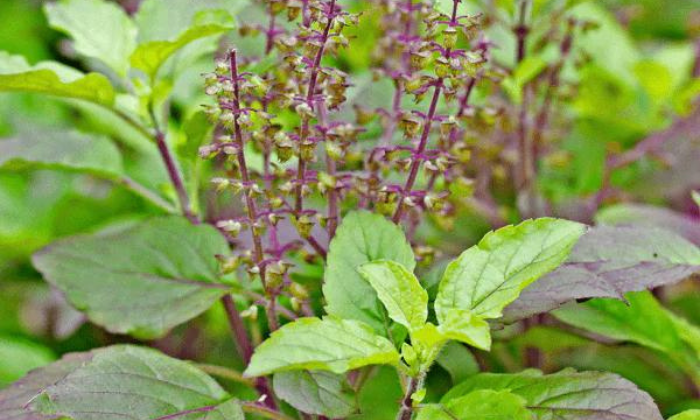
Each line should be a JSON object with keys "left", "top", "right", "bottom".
{"left": 195, "top": 363, "right": 254, "bottom": 387}
{"left": 119, "top": 176, "right": 176, "bottom": 213}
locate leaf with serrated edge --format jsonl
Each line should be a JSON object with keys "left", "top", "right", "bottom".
{"left": 324, "top": 211, "right": 416, "bottom": 333}
{"left": 244, "top": 317, "right": 400, "bottom": 377}
{"left": 436, "top": 218, "right": 586, "bottom": 321}
{"left": 358, "top": 260, "right": 427, "bottom": 332}
{"left": 32, "top": 216, "right": 232, "bottom": 339}
{"left": 44, "top": 0, "right": 137, "bottom": 77}
{"left": 273, "top": 370, "right": 356, "bottom": 418}
{"left": 416, "top": 390, "right": 532, "bottom": 420}
{"left": 504, "top": 226, "right": 700, "bottom": 322}
{"left": 443, "top": 369, "right": 663, "bottom": 420}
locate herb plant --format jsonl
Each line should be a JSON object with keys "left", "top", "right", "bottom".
{"left": 0, "top": 0, "right": 699, "bottom": 419}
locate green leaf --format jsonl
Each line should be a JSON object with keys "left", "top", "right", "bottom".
{"left": 44, "top": 0, "right": 137, "bottom": 77}
{"left": 5, "top": 345, "right": 243, "bottom": 420}
{"left": 669, "top": 313, "right": 700, "bottom": 360}
{"left": 32, "top": 216, "right": 232, "bottom": 339}
{"left": 273, "top": 370, "right": 357, "bottom": 418}
{"left": 595, "top": 204, "right": 700, "bottom": 246}
{"left": 0, "top": 130, "right": 123, "bottom": 178}
{"left": 435, "top": 218, "right": 586, "bottom": 321}
{"left": 670, "top": 410, "right": 700, "bottom": 420}
{"left": 324, "top": 211, "right": 416, "bottom": 333}
{"left": 0, "top": 337, "right": 55, "bottom": 388}
{"left": 437, "top": 308, "right": 491, "bottom": 351}
{"left": 435, "top": 342, "right": 480, "bottom": 385}
{"left": 358, "top": 260, "right": 428, "bottom": 332}
{"left": 244, "top": 317, "right": 400, "bottom": 377}
{"left": 0, "top": 67, "right": 115, "bottom": 106}
{"left": 131, "top": 23, "right": 233, "bottom": 82}
{"left": 506, "top": 226, "right": 700, "bottom": 321}
{"left": 443, "top": 369, "right": 663, "bottom": 420}
{"left": 416, "top": 390, "right": 532, "bottom": 420}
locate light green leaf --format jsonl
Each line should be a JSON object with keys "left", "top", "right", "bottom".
{"left": 553, "top": 291, "right": 687, "bottom": 355}
{"left": 437, "top": 308, "right": 491, "bottom": 351}
{"left": 0, "top": 337, "right": 55, "bottom": 388}
{"left": 669, "top": 410, "right": 700, "bottom": 420}
{"left": 273, "top": 370, "right": 357, "bottom": 418}
{"left": 20, "top": 345, "right": 242, "bottom": 420}
{"left": 417, "top": 390, "right": 532, "bottom": 420}
{"left": 44, "top": 0, "right": 137, "bottom": 77}
{"left": 0, "top": 130, "right": 123, "bottom": 178}
{"left": 131, "top": 23, "right": 233, "bottom": 82}
{"left": 358, "top": 260, "right": 427, "bottom": 332}
{"left": 32, "top": 216, "right": 232, "bottom": 339}
{"left": 0, "top": 68, "right": 115, "bottom": 106}
{"left": 324, "top": 211, "right": 416, "bottom": 333}
{"left": 502, "top": 56, "right": 548, "bottom": 104}
{"left": 244, "top": 317, "right": 400, "bottom": 377}
{"left": 436, "top": 218, "right": 586, "bottom": 321}
{"left": 669, "top": 313, "right": 700, "bottom": 360}
{"left": 444, "top": 369, "right": 663, "bottom": 420}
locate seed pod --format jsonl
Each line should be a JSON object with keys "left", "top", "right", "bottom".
{"left": 299, "top": 140, "right": 316, "bottom": 161}
{"left": 399, "top": 114, "right": 422, "bottom": 138}
{"left": 292, "top": 214, "right": 314, "bottom": 238}
{"left": 443, "top": 26, "right": 458, "bottom": 49}
{"left": 216, "top": 254, "right": 241, "bottom": 275}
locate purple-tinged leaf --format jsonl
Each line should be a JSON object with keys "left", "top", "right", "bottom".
{"left": 503, "top": 226, "right": 700, "bottom": 322}
{"left": 596, "top": 203, "right": 700, "bottom": 246}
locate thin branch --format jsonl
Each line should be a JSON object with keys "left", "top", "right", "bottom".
{"left": 196, "top": 363, "right": 255, "bottom": 386}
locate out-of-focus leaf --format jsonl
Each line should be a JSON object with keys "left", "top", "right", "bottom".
{"left": 131, "top": 22, "right": 233, "bottom": 82}
{"left": 0, "top": 130, "right": 123, "bottom": 178}
{"left": 358, "top": 260, "right": 428, "bottom": 333}
{"left": 0, "top": 337, "right": 55, "bottom": 388}
{"left": 444, "top": 369, "right": 663, "bottom": 420}
{"left": 324, "top": 211, "right": 416, "bottom": 334}
{"left": 32, "top": 216, "right": 232, "bottom": 339}
{"left": 244, "top": 317, "right": 400, "bottom": 377}
{"left": 435, "top": 218, "right": 586, "bottom": 321}
{"left": 669, "top": 410, "right": 700, "bottom": 420}
{"left": 435, "top": 342, "right": 480, "bottom": 385}
{"left": 416, "top": 390, "right": 532, "bottom": 420}
{"left": 0, "top": 67, "right": 115, "bottom": 106}
{"left": 273, "top": 370, "right": 357, "bottom": 418}
{"left": 596, "top": 204, "right": 700, "bottom": 246}
{"left": 505, "top": 226, "right": 700, "bottom": 321}
{"left": 44, "top": 0, "right": 137, "bottom": 77}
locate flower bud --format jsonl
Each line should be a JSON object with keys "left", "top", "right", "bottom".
{"left": 216, "top": 220, "right": 243, "bottom": 236}
{"left": 443, "top": 26, "right": 458, "bottom": 49}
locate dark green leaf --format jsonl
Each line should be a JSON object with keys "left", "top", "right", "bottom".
{"left": 32, "top": 216, "right": 232, "bottom": 339}
{"left": 273, "top": 370, "right": 357, "bottom": 418}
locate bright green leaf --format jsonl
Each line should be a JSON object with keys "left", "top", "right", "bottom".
{"left": 435, "top": 218, "right": 586, "bottom": 321}
{"left": 131, "top": 23, "right": 233, "bottom": 82}
{"left": 437, "top": 308, "right": 491, "bottom": 351}
{"left": 416, "top": 390, "right": 532, "bottom": 420}
{"left": 44, "top": 0, "right": 137, "bottom": 77}
{"left": 444, "top": 369, "right": 663, "bottom": 420}
{"left": 0, "top": 337, "right": 55, "bottom": 388}
{"left": 244, "top": 317, "right": 400, "bottom": 377}
{"left": 0, "top": 68, "right": 115, "bottom": 106}
{"left": 32, "top": 216, "right": 232, "bottom": 339}
{"left": 358, "top": 260, "right": 428, "bottom": 332}
{"left": 669, "top": 410, "right": 700, "bottom": 420}
{"left": 273, "top": 370, "right": 357, "bottom": 418}
{"left": 324, "top": 211, "right": 416, "bottom": 334}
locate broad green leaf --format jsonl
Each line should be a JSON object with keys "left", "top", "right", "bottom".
{"left": 273, "top": 370, "right": 357, "bottom": 418}
{"left": 669, "top": 313, "right": 700, "bottom": 360}
{"left": 505, "top": 226, "right": 700, "bottom": 322}
{"left": 324, "top": 211, "right": 416, "bottom": 333}
{"left": 358, "top": 260, "right": 428, "bottom": 332}
{"left": 437, "top": 308, "right": 491, "bottom": 351}
{"left": 435, "top": 218, "right": 586, "bottom": 321}
{"left": 44, "top": 0, "right": 137, "bottom": 77}
{"left": 416, "top": 390, "right": 532, "bottom": 420}
{"left": 670, "top": 410, "right": 700, "bottom": 420}
{"left": 244, "top": 317, "right": 400, "bottom": 377}
{"left": 0, "top": 351, "right": 90, "bottom": 420}
{"left": 3, "top": 345, "right": 243, "bottom": 420}
{"left": 0, "top": 130, "right": 123, "bottom": 178}
{"left": 444, "top": 369, "right": 663, "bottom": 420}
{"left": 0, "top": 337, "right": 55, "bottom": 388}
{"left": 0, "top": 68, "right": 115, "bottom": 106}
{"left": 435, "top": 342, "right": 479, "bottom": 385}
{"left": 131, "top": 23, "right": 233, "bottom": 82}
{"left": 32, "top": 216, "right": 232, "bottom": 339}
